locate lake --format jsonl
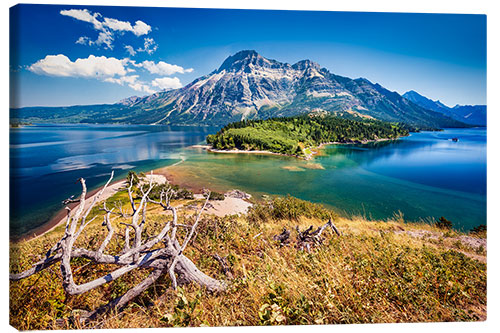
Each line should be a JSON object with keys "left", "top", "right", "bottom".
{"left": 10, "top": 125, "right": 486, "bottom": 236}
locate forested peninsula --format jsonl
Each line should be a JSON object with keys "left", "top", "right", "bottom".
{"left": 206, "top": 115, "right": 409, "bottom": 157}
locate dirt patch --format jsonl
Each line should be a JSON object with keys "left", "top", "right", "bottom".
{"left": 394, "top": 229, "right": 486, "bottom": 263}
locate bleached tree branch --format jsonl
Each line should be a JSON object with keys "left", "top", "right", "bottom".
{"left": 10, "top": 171, "right": 225, "bottom": 321}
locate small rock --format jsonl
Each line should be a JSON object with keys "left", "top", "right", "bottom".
{"left": 225, "top": 189, "right": 251, "bottom": 199}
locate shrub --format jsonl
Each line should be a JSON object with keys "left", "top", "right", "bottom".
{"left": 247, "top": 195, "right": 335, "bottom": 224}
{"left": 470, "top": 224, "right": 486, "bottom": 237}
{"left": 176, "top": 188, "right": 194, "bottom": 200}
{"left": 208, "top": 191, "right": 225, "bottom": 201}
{"left": 435, "top": 216, "right": 453, "bottom": 230}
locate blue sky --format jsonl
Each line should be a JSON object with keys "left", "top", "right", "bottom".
{"left": 10, "top": 4, "right": 486, "bottom": 107}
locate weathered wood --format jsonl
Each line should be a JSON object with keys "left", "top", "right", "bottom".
{"left": 273, "top": 227, "right": 291, "bottom": 245}
{"left": 10, "top": 171, "right": 225, "bottom": 320}
{"left": 273, "top": 219, "right": 341, "bottom": 251}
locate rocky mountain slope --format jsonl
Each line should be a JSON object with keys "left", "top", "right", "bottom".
{"left": 403, "top": 90, "right": 486, "bottom": 126}
{"left": 12, "top": 50, "right": 467, "bottom": 129}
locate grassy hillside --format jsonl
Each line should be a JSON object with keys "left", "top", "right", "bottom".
{"left": 206, "top": 115, "right": 409, "bottom": 156}
{"left": 9, "top": 194, "right": 486, "bottom": 330}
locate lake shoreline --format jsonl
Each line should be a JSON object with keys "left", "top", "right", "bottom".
{"left": 14, "top": 172, "right": 253, "bottom": 242}
{"left": 10, "top": 127, "right": 485, "bottom": 240}
{"left": 197, "top": 136, "right": 401, "bottom": 160}
{"left": 13, "top": 180, "right": 127, "bottom": 242}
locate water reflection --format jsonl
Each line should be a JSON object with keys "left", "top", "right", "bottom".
{"left": 10, "top": 124, "right": 217, "bottom": 236}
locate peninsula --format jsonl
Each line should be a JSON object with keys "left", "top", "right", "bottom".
{"left": 206, "top": 114, "right": 409, "bottom": 159}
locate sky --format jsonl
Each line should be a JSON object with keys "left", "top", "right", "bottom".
{"left": 9, "top": 4, "right": 487, "bottom": 108}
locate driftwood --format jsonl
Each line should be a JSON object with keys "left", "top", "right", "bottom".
{"left": 273, "top": 228, "right": 291, "bottom": 246}
{"left": 273, "top": 218, "right": 341, "bottom": 251}
{"left": 10, "top": 171, "right": 225, "bottom": 321}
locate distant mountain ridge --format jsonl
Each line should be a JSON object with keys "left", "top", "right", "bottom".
{"left": 402, "top": 90, "right": 486, "bottom": 126}
{"left": 11, "top": 50, "right": 468, "bottom": 129}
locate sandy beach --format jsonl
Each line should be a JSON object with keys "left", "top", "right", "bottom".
{"left": 18, "top": 171, "right": 254, "bottom": 242}
{"left": 202, "top": 196, "right": 253, "bottom": 217}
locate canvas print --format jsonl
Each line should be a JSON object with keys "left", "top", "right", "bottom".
{"left": 9, "top": 4, "right": 487, "bottom": 330}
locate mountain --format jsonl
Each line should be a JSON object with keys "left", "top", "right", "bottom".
{"left": 403, "top": 90, "right": 486, "bottom": 126}
{"left": 11, "top": 50, "right": 467, "bottom": 129}
{"left": 450, "top": 105, "right": 487, "bottom": 126}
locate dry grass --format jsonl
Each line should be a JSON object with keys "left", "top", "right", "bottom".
{"left": 9, "top": 195, "right": 486, "bottom": 330}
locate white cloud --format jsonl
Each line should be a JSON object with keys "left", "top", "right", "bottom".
{"left": 132, "top": 21, "right": 152, "bottom": 36}
{"left": 103, "top": 18, "right": 151, "bottom": 36}
{"left": 102, "top": 74, "right": 154, "bottom": 93}
{"left": 129, "top": 82, "right": 155, "bottom": 94}
{"left": 96, "top": 31, "right": 114, "bottom": 49}
{"left": 139, "top": 60, "right": 192, "bottom": 76}
{"left": 75, "top": 36, "right": 91, "bottom": 45}
{"left": 104, "top": 74, "right": 154, "bottom": 93}
{"left": 104, "top": 75, "right": 139, "bottom": 85}
{"left": 29, "top": 53, "right": 190, "bottom": 95}
{"left": 102, "top": 17, "right": 133, "bottom": 32}
{"left": 28, "top": 54, "right": 127, "bottom": 78}
{"left": 124, "top": 45, "right": 136, "bottom": 56}
{"left": 60, "top": 9, "right": 103, "bottom": 30}
{"left": 151, "top": 77, "right": 183, "bottom": 90}
{"left": 60, "top": 8, "right": 152, "bottom": 50}
{"left": 137, "top": 38, "right": 158, "bottom": 55}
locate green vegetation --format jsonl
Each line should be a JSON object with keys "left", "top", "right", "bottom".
{"left": 247, "top": 195, "right": 335, "bottom": 224}
{"left": 10, "top": 193, "right": 486, "bottom": 329}
{"left": 208, "top": 191, "right": 225, "bottom": 201}
{"left": 206, "top": 114, "right": 409, "bottom": 156}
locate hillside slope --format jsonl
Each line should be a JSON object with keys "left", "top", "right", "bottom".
{"left": 9, "top": 192, "right": 486, "bottom": 329}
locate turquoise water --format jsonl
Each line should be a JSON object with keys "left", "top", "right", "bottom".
{"left": 166, "top": 128, "right": 486, "bottom": 231}
{"left": 10, "top": 125, "right": 486, "bottom": 236}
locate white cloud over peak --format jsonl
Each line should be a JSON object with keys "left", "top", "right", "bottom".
{"left": 129, "top": 82, "right": 155, "bottom": 94}
{"left": 28, "top": 54, "right": 127, "bottom": 78}
{"left": 103, "top": 75, "right": 139, "bottom": 85}
{"left": 60, "top": 8, "right": 152, "bottom": 50}
{"left": 139, "top": 60, "right": 193, "bottom": 76}
{"left": 103, "top": 74, "right": 154, "bottom": 94}
{"left": 151, "top": 77, "right": 183, "bottom": 90}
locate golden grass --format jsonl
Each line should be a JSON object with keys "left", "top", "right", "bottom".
{"left": 9, "top": 196, "right": 486, "bottom": 329}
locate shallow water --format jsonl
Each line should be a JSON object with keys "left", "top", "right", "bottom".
{"left": 10, "top": 125, "right": 486, "bottom": 236}
{"left": 166, "top": 128, "right": 486, "bottom": 231}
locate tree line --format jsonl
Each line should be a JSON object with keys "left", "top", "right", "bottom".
{"left": 206, "top": 114, "right": 409, "bottom": 156}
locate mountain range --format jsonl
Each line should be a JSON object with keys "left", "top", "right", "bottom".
{"left": 11, "top": 50, "right": 477, "bottom": 129}
{"left": 402, "top": 90, "right": 486, "bottom": 126}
